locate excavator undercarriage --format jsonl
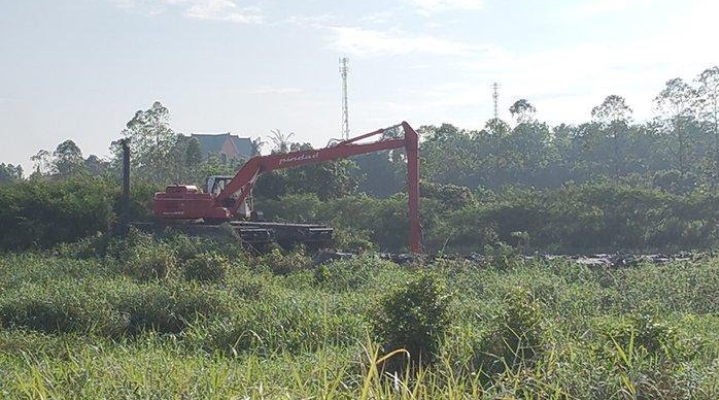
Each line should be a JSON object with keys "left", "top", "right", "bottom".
{"left": 133, "top": 220, "right": 333, "bottom": 252}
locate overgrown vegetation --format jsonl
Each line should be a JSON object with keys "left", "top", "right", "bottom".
{"left": 3, "top": 67, "right": 719, "bottom": 398}
{"left": 258, "top": 183, "right": 719, "bottom": 253}
{"left": 373, "top": 272, "right": 451, "bottom": 370}
{"left": 4, "top": 177, "right": 719, "bottom": 254}
{"left": 0, "top": 176, "right": 158, "bottom": 251}
{"left": 1, "top": 234, "right": 719, "bottom": 398}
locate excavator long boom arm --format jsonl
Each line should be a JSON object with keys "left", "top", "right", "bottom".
{"left": 215, "top": 121, "right": 421, "bottom": 253}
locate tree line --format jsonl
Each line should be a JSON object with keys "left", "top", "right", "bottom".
{"left": 16, "top": 65, "right": 719, "bottom": 198}
{"left": 2, "top": 65, "right": 719, "bottom": 253}
{"left": 413, "top": 66, "right": 719, "bottom": 196}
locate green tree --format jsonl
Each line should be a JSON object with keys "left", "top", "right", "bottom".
{"left": 484, "top": 118, "right": 511, "bottom": 136}
{"left": 420, "top": 124, "right": 480, "bottom": 188}
{"left": 268, "top": 129, "right": 294, "bottom": 154}
{"left": 253, "top": 137, "right": 359, "bottom": 201}
{"left": 509, "top": 99, "right": 537, "bottom": 124}
{"left": 52, "top": 140, "right": 85, "bottom": 178}
{"left": 697, "top": 66, "right": 719, "bottom": 186}
{"left": 184, "top": 137, "right": 203, "bottom": 167}
{"left": 84, "top": 155, "right": 109, "bottom": 176}
{"left": 592, "top": 95, "right": 633, "bottom": 181}
{"left": 506, "top": 121, "right": 553, "bottom": 186}
{"left": 653, "top": 78, "right": 700, "bottom": 178}
{"left": 255, "top": 158, "right": 358, "bottom": 201}
{"left": 118, "top": 101, "right": 179, "bottom": 183}
{"left": 352, "top": 151, "right": 403, "bottom": 198}
{"left": 30, "top": 149, "right": 51, "bottom": 179}
{"left": 250, "top": 137, "right": 264, "bottom": 156}
{"left": 171, "top": 136, "right": 205, "bottom": 185}
{"left": 0, "top": 163, "right": 23, "bottom": 183}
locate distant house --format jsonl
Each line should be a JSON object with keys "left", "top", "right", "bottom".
{"left": 189, "top": 133, "right": 256, "bottom": 163}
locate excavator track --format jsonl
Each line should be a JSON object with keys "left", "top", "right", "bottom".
{"left": 132, "top": 221, "right": 333, "bottom": 252}
{"left": 229, "top": 221, "right": 333, "bottom": 250}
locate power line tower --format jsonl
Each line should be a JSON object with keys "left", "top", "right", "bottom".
{"left": 492, "top": 82, "right": 499, "bottom": 120}
{"left": 340, "top": 57, "right": 350, "bottom": 140}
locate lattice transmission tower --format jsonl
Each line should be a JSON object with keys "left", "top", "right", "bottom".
{"left": 340, "top": 57, "right": 350, "bottom": 140}
{"left": 492, "top": 82, "right": 499, "bottom": 120}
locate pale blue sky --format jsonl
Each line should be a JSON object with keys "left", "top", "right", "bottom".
{"left": 1, "top": 0, "right": 717, "bottom": 171}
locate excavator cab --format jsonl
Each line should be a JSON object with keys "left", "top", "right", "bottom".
{"left": 206, "top": 175, "right": 252, "bottom": 219}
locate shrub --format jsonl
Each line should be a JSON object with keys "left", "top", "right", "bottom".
{"left": 481, "top": 287, "right": 545, "bottom": 374}
{"left": 484, "top": 242, "right": 520, "bottom": 270}
{"left": 313, "top": 256, "right": 398, "bottom": 291}
{"left": 183, "top": 253, "right": 229, "bottom": 282}
{"left": 166, "top": 234, "right": 202, "bottom": 262}
{"left": 0, "top": 178, "right": 160, "bottom": 251}
{"left": 0, "top": 178, "right": 114, "bottom": 251}
{"left": 165, "top": 231, "right": 249, "bottom": 262}
{"left": 52, "top": 232, "right": 110, "bottom": 260}
{"left": 501, "top": 287, "right": 545, "bottom": 359}
{"left": 331, "top": 228, "right": 374, "bottom": 252}
{"left": 256, "top": 249, "right": 312, "bottom": 276}
{"left": 420, "top": 181, "right": 477, "bottom": 209}
{"left": 105, "top": 229, "right": 176, "bottom": 281}
{"left": 372, "top": 272, "right": 451, "bottom": 370}
{"left": 599, "top": 314, "right": 682, "bottom": 359}
{"left": 113, "top": 283, "right": 231, "bottom": 335}
{"left": 118, "top": 243, "right": 176, "bottom": 281}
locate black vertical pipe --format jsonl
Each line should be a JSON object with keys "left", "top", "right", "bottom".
{"left": 121, "top": 139, "right": 131, "bottom": 236}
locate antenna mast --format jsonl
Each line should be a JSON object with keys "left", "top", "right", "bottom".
{"left": 340, "top": 57, "right": 350, "bottom": 140}
{"left": 492, "top": 82, "right": 499, "bottom": 120}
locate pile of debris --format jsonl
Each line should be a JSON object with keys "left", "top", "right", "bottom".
{"left": 312, "top": 250, "right": 696, "bottom": 268}
{"left": 569, "top": 253, "right": 693, "bottom": 268}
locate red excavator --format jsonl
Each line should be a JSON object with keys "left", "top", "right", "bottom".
{"left": 151, "top": 121, "right": 421, "bottom": 253}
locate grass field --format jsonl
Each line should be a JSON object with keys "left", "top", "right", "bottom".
{"left": 1, "top": 232, "right": 719, "bottom": 399}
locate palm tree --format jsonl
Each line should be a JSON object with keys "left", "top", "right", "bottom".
{"left": 268, "top": 129, "right": 295, "bottom": 154}
{"left": 250, "top": 137, "right": 265, "bottom": 156}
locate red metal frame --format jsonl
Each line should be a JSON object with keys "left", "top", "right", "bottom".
{"left": 155, "top": 122, "right": 422, "bottom": 253}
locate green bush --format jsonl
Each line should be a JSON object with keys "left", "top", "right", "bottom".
{"left": 372, "top": 272, "right": 451, "bottom": 369}
{"left": 331, "top": 228, "right": 374, "bottom": 252}
{"left": 0, "top": 178, "right": 114, "bottom": 251}
{"left": 255, "top": 249, "right": 312, "bottom": 276}
{"left": 113, "top": 283, "right": 231, "bottom": 335}
{"left": 420, "top": 180, "right": 477, "bottom": 209}
{"left": 313, "top": 256, "right": 398, "bottom": 291}
{"left": 481, "top": 287, "right": 545, "bottom": 374}
{"left": 183, "top": 252, "right": 229, "bottom": 282}
{"left": 6, "top": 175, "right": 719, "bottom": 254}
{"left": 599, "top": 314, "right": 682, "bottom": 359}
{"left": 165, "top": 233, "right": 202, "bottom": 262}
{"left": 117, "top": 242, "right": 176, "bottom": 281}
{"left": 0, "top": 177, "right": 160, "bottom": 251}
{"left": 52, "top": 232, "right": 110, "bottom": 260}
{"left": 165, "top": 231, "right": 249, "bottom": 262}
{"left": 103, "top": 229, "right": 176, "bottom": 281}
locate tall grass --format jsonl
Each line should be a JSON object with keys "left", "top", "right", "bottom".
{"left": 1, "top": 233, "right": 719, "bottom": 398}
